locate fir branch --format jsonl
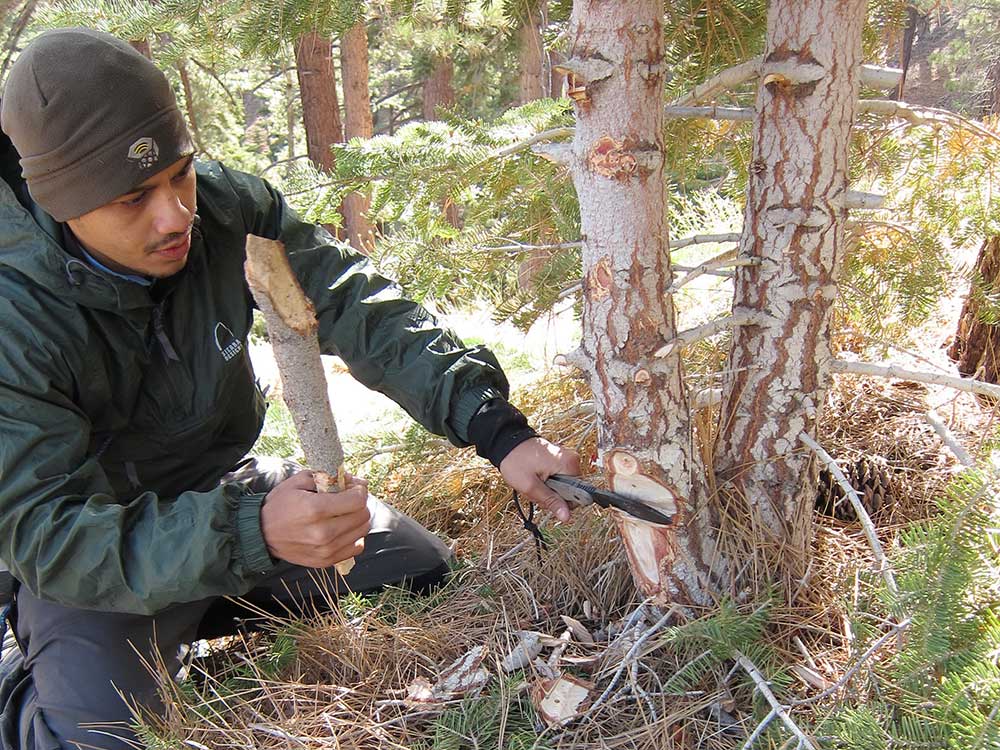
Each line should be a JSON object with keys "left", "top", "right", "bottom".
{"left": 830, "top": 360, "right": 1000, "bottom": 401}
{"left": 737, "top": 652, "right": 818, "bottom": 750}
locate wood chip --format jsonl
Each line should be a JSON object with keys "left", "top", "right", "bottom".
{"left": 405, "top": 646, "right": 489, "bottom": 704}
{"left": 501, "top": 631, "right": 545, "bottom": 672}
{"left": 531, "top": 673, "right": 594, "bottom": 727}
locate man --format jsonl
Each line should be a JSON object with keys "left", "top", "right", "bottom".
{"left": 0, "top": 28, "right": 579, "bottom": 750}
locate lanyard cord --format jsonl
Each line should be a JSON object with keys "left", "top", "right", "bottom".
{"left": 511, "top": 491, "right": 548, "bottom": 561}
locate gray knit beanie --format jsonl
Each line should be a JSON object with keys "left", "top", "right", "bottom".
{"left": 0, "top": 27, "right": 194, "bottom": 221}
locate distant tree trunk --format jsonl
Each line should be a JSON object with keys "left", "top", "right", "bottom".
{"left": 715, "top": 0, "right": 867, "bottom": 574}
{"left": 950, "top": 237, "right": 1000, "bottom": 383}
{"left": 340, "top": 21, "right": 376, "bottom": 253}
{"left": 0, "top": 0, "right": 35, "bottom": 83}
{"left": 177, "top": 61, "right": 208, "bottom": 156}
{"left": 422, "top": 57, "right": 455, "bottom": 120}
{"left": 294, "top": 32, "right": 345, "bottom": 237}
{"left": 130, "top": 38, "right": 151, "bottom": 58}
{"left": 986, "top": 55, "right": 1000, "bottom": 118}
{"left": 423, "top": 56, "right": 460, "bottom": 226}
{"left": 518, "top": 6, "right": 545, "bottom": 104}
{"left": 566, "top": 0, "right": 721, "bottom": 605}
{"left": 284, "top": 67, "right": 298, "bottom": 164}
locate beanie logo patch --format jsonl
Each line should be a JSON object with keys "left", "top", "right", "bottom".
{"left": 127, "top": 137, "right": 160, "bottom": 169}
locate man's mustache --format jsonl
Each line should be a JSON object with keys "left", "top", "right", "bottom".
{"left": 147, "top": 225, "right": 193, "bottom": 253}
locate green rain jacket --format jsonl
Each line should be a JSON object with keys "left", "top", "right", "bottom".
{"left": 0, "top": 140, "right": 508, "bottom": 615}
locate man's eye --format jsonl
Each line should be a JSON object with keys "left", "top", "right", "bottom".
{"left": 121, "top": 193, "right": 146, "bottom": 207}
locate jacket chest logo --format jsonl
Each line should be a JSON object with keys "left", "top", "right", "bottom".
{"left": 214, "top": 322, "right": 244, "bottom": 362}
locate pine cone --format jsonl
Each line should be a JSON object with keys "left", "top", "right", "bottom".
{"left": 816, "top": 455, "right": 894, "bottom": 522}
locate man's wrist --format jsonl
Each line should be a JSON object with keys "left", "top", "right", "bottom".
{"left": 467, "top": 397, "right": 539, "bottom": 468}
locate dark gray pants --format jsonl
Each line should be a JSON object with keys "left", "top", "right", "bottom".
{"left": 0, "top": 459, "right": 452, "bottom": 750}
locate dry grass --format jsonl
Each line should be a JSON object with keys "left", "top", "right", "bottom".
{"left": 137, "top": 369, "right": 974, "bottom": 750}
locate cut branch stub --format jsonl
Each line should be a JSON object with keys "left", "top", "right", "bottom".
{"left": 244, "top": 234, "right": 354, "bottom": 574}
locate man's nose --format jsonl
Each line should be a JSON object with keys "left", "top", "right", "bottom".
{"left": 151, "top": 187, "right": 192, "bottom": 236}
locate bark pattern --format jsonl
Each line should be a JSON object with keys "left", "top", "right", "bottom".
{"left": 949, "top": 236, "right": 1000, "bottom": 383}
{"left": 341, "top": 22, "right": 376, "bottom": 254}
{"left": 715, "top": 0, "right": 866, "bottom": 562}
{"left": 568, "top": 0, "right": 721, "bottom": 605}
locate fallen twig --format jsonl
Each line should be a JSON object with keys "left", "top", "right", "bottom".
{"left": 736, "top": 653, "right": 818, "bottom": 750}
{"left": 799, "top": 432, "right": 898, "bottom": 597}
{"left": 791, "top": 618, "right": 912, "bottom": 707}
{"left": 924, "top": 410, "right": 975, "bottom": 468}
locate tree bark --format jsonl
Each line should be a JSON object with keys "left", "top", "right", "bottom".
{"left": 177, "top": 61, "right": 207, "bottom": 156}
{"left": 566, "top": 0, "right": 722, "bottom": 606}
{"left": 294, "top": 32, "right": 345, "bottom": 237}
{"left": 714, "top": 0, "right": 867, "bottom": 572}
{"left": 518, "top": 7, "right": 545, "bottom": 104}
{"left": 0, "top": 0, "right": 35, "bottom": 83}
{"left": 423, "top": 57, "right": 455, "bottom": 121}
{"left": 949, "top": 236, "right": 1000, "bottom": 384}
{"left": 340, "top": 21, "right": 376, "bottom": 254}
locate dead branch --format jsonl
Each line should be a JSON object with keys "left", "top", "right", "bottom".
{"left": 736, "top": 652, "right": 818, "bottom": 750}
{"left": 485, "top": 240, "right": 583, "bottom": 254}
{"left": 668, "top": 252, "right": 758, "bottom": 293}
{"left": 245, "top": 235, "right": 353, "bottom": 574}
{"left": 858, "top": 99, "right": 1000, "bottom": 146}
{"left": 671, "top": 59, "right": 900, "bottom": 108}
{"left": 799, "top": 432, "right": 898, "bottom": 596}
{"left": 790, "top": 617, "right": 912, "bottom": 707}
{"left": 497, "top": 126, "right": 575, "bottom": 158}
{"left": 670, "top": 232, "right": 742, "bottom": 250}
{"left": 663, "top": 105, "right": 754, "bottom": 121}
{"left": 830, "top": 359, "right": 1000, "bottom": 401}
{"left": 842, "top": 191, "right": 886, "bottom": 210}
{"left": 924, "top": 411, "right": 975, "bottom": 468}
{"left": 654, "top": 310, "right": 762, "bottom": 358}
{"left": 671, "top": 56, "right": 763, "bottom": 106}
{"left": 532, "top": 141, "right": 575, "bottom": 167}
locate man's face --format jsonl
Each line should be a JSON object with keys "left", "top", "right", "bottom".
{"left": 66, "top": 155, "right": 197, "bottom": 279}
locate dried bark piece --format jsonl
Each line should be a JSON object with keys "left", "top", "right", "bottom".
{"left": 405, "top": 646, "right": 489, "bottom": 704}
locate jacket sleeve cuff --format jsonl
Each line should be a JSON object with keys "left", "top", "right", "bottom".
{"left": 467, "top": 397, "right": 539, "bottom": 468}
{"left": 449, "top": 385, "right": 507, "bottom": 444}
{"left": 235, "top": 493, "right": 276, "bottom": 576}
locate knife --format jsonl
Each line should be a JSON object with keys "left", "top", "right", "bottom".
{"left": 544, "top": 474, "right": 674, "bottom": 526}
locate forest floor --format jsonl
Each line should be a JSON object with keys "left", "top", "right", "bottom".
{"left": 143, "top": 242, "right": 999, "bottom": 749}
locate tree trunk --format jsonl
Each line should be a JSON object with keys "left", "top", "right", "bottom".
{"left": 518, "top": 7, "right": 545, "bottom": 104}
{"left": 177, "top": 61, "right": 207, "bottom": 156}
{"left": 294, "top": 32, "right": 344, "bottom": 237}
{"left": 949, "top": 237, "right": 1000, "bottom": 384}
{"left": 130, "top": 38, "right": 151, "bottom": 59}
{"left": 566, "top": 0, "right": 721, "bottom": 606}
{"left": 340, "top": 21, "right": 376, "bottom": 254}
{"left": 714, "top": 0, "right": 867, "bottom": 574}
{"left": 422, "top": 57, "right": 455, "bottom": 121}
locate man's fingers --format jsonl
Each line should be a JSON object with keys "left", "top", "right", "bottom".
{"left": 284, "top": 470, "right": 317, "bottom": 491}
{"left": 521, "top": 477, "right": 571, "bottom": 522}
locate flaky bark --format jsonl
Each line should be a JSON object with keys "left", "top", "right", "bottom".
{"left": 949, "top": 236, "right": 1000, "bottom": 383}
{"left": 340, "top": 22, "right": 376, "bottom": 254}
{"left": 715, "top": 0, "right": 867, "bottom": 568}
{"left": 566, "top": 0, "right": 722, "bottom": 605}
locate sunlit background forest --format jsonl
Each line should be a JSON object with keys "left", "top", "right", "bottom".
{"left": 3, "top": 1, "right": 1000, "bottom": 748}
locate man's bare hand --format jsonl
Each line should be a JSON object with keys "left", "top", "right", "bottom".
{"left": 260, "top": 470, "right": 371, "bottom": 568}
{"left": 499, "top": 437, "right": 581, "bottom": 522}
